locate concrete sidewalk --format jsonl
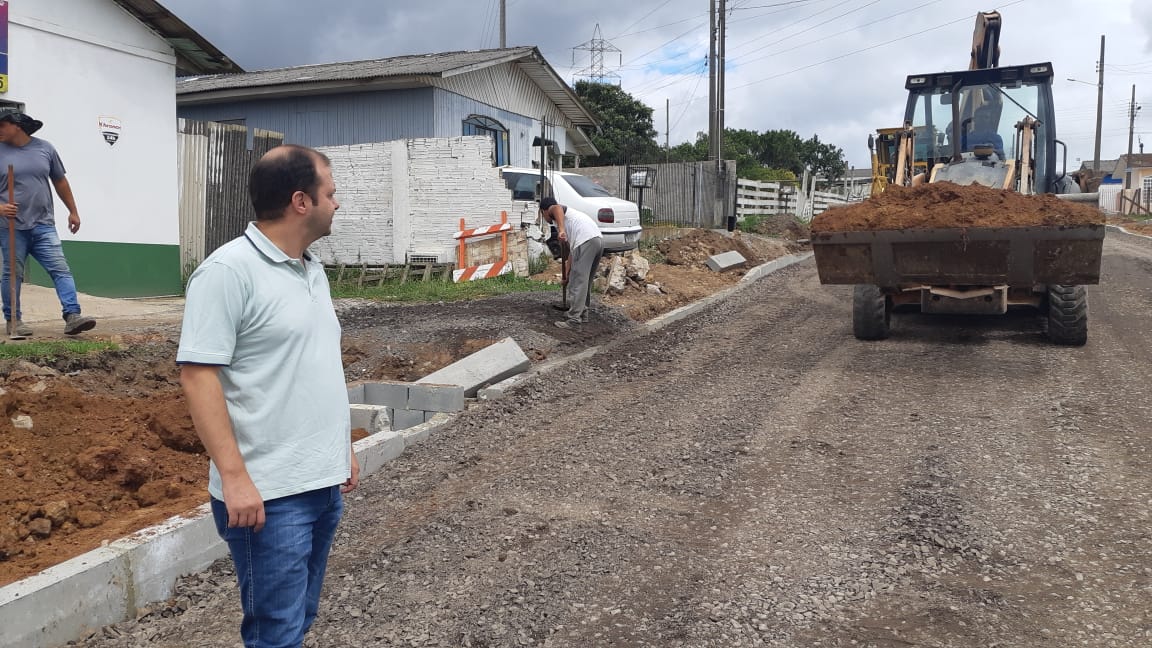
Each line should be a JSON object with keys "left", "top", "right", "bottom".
{"left": 13, "top": 285, "right": 185, "bottom": 326}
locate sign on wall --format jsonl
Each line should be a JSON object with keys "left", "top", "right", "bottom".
{"left": 0, "top": 0, "right": 9, "bottom": 94}
{"left": 99, "top": 116, "right": 122, "bottom": 145}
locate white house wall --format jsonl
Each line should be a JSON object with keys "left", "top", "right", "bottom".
{"left": 11, "top": 0, "right": 179, "bottom": 247}
{"left": 315, "top": 136, "right": 513, "bottom": 265}
{"left": 5, "top": 0, "right": 183, "bottom": 295}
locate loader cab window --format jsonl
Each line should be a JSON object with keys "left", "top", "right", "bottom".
{"left": 909, "top": 81, "right": 1049, "bottom": 181}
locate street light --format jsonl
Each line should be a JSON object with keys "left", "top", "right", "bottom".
{"left": 1068, "top": 76, "right": 1104, "bottom": 174}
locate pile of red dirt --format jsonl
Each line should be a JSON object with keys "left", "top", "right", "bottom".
{"left": 0, "top": 374, "right": 208, "bottom": 584}
{"left": 811, "top": 182, "right": 1105, "bottom": 233}
{"left": 657, "top": 229, "right": 762, "bottom": 267}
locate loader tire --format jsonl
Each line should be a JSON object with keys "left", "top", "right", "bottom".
{"left": 1046, "top": 284, "right": 1087, "bottom": 346}
{"left": 853, "top": 284, "right": 890, "bottom": 340}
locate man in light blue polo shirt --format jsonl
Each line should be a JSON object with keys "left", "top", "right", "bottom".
{"left": 178, "top": 144, "right": 359, "bottom": 648}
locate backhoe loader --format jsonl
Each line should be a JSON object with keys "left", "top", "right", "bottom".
{"left": 813, "top": 11, "right": 1104, "bottom": 345}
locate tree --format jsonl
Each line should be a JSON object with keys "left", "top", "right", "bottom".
{"left": 801, "top": 134, "right": 848, "bottom": 183}
{"left": 574, "top": 81, "right": 660, "bottom": 166}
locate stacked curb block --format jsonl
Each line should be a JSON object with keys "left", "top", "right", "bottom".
{"left": 0, "top": 257, "right": 812, "bottom": 647}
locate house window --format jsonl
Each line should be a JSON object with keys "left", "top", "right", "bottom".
{"left": 463, "top": 115, "right": 509, "bottom": 166}
{"left": 1144, "top": 175, "right": 1152, "bottom": 210}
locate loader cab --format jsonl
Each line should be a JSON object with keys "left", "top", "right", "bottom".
{"left": 902, "top": 63, "right": 1062, "bottom": 193}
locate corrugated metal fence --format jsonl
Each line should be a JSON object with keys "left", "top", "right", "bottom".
{"left": 178, "top": 119, "right": 284, "bottom": 276}
{"left": 574, "top": 161, "right": 738, "bottom": 229}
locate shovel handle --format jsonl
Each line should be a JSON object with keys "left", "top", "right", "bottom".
{"left": 7, "top": 165, "right": 15, "bottom": 330}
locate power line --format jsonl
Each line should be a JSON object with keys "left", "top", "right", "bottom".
{"left": 610, "top": 0, "right": 678, "bottom": 40}
{"left": 729, "top": 0, "right": 1029, "bottom": 91}
{"left": 731, "top": 0, "right": 949, "bottom": 67}
{"left": 672, "top": 62, "right": 710, "bottom": 132}
{"left": 730, "top": 0, "right": 828, "bottom": 10}
{"left": 728, "top": 0, "right": 880, "bottom": 60}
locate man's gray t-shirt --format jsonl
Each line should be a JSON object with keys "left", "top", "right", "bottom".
{"left": 0, "top": 138, "right": 66, "bottom": 230}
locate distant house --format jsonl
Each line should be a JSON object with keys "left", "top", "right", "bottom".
{"left": 6, "top": 0, "right": 239, "bottom": 297}
{"left": 1109, "top": 154, "right": 1152, "bottom": 190}
{"left": 175, "top": 47, "right": 599, "bottom": 168}
{"left": 1108, "top": 154, "right": 1152, "bottom": 213}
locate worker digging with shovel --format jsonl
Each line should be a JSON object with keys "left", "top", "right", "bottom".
{"left": 539, "top": 197, "right": 603, "bottom": 329}
{"left": 0, "top": 108, "right": 96, "bottom": 339}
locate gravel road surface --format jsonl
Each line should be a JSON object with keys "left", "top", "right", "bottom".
{"left": 74, "top": 231, "right": 1152, "bottom": 647}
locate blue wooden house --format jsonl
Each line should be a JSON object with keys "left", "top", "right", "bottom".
{"left": 176, "top": 46, "right": 599, "bottom": 167}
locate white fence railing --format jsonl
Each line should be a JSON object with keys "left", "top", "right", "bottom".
{"left": 736, "top": 179, "right": 851, "bottom": 221}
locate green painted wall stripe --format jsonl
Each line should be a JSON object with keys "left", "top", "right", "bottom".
{"left": 26, "top": 241, "right": 182, "bottom": 298}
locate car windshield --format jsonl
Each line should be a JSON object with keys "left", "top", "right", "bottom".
{"left": 562, "top": 174, "right": 614, "bottom": 199}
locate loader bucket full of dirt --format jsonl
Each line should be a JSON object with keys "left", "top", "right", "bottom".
{"left": 809, "top": 183, "right": 1105, "bottom": 289}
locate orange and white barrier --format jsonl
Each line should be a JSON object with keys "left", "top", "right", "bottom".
{"left": 453, "top": 222, "right": 512, "bottom": 240}
{"left": 453, "top": 261, "right": 512, "bottom": 282}
{"left": 454, "top": 212, "right": 512, "bottom": 283}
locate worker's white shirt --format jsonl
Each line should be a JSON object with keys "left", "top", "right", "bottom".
{"left": 562, "top": 207, "right": 603, "bottom": 250}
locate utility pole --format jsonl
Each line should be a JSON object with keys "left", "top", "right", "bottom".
{"left": 666, "top": 98, "right": 670, "bottom": 161}
{"left": 1127, "top": 84, "right": 1141, "bottom": 189}
{"left": 1093, "top": 35, "right": 1104, "bottom": 172}
{"left": 718, "top": 0, "right": 726, "bottom": 167}
{"left": 708, "top": 0, "right": 718, "bottom": 162}
{"left": 499, "top": 0, "right": 506, "bottom": 48}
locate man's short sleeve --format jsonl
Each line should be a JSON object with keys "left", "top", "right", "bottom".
{"left": 45, "top": 142, "right": 66, "bottom": 182}
{"left": 176, "top": 261, "right": 248, "bottom": 365}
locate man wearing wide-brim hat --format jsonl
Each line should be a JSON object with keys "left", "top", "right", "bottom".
{"left": 0, "top": 108, "right": 96, "bottom": 336}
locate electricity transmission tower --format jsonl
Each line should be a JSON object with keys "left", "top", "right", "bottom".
{"left": 573, "top": 24, "right": 622, "bottom": 85}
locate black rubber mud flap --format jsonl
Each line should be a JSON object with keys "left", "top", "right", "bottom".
{"left": 853, "top": 284, "right": 891, "bottom": 340}
{"left": 1046, "top": 284, "right": 1088, "bottom": 346}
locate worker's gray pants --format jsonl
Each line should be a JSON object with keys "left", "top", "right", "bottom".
{"left": 564, "top": 237, "right": 604, "bottom": 323}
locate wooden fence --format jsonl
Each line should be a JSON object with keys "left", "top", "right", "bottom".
{"left": 735, "top": 179, "right": 850, "bottom": 220}
{"left": 178, "top": 119, "right": 284, "bottom": 275}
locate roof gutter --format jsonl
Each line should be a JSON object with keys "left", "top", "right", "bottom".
{"left": 177, "top": 76, "right": 439, "bottom": 105}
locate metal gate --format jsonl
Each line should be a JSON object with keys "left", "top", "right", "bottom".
{"left": 573, "top": 160, "right": 737, "bottom": 229}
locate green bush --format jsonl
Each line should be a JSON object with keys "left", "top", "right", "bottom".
{"left": 738, "top": 214, "right": 766, "bottom": 234}
{"left": 528, "top": 252, "right": 552, "bottom": 276}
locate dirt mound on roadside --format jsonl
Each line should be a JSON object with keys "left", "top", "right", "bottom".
{"left": 810, "top": 182, "right": 1105, "bottom": 233}
{"left": 657, "top": 230, "right": 762, "bottom": 267}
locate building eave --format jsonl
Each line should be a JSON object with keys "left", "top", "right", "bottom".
{"left": 112, "top": 0, "right": 243, "bottom": 74}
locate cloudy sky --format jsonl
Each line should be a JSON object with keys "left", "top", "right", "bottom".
{"left": 163, "top": 0, "right": 1152, "bottom": 171}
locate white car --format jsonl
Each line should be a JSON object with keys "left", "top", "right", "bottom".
{"left": 500, "top": 167, "right": 643, "bottom": 252}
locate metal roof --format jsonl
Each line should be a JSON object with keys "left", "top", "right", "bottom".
{"left": 113, "top": 0, "right": 243, "bottom": 74}
{"left": 1111, "top": 154, "right": 1152, "bottom": 177}
{"left": 176, "top": 46, "right": 597, "bottom": 128}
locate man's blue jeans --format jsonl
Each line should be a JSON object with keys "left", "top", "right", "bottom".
{"left": 0, "top": 223, "right": 82, "bottom": 321}
{"left": 211, "top": 485, "right": 344, "bottom": 648}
